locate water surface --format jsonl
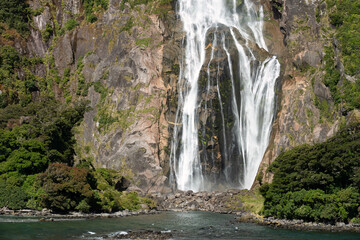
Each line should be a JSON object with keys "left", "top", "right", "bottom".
{"left": 0, "top": 211, "right": 359, "bottom": 239}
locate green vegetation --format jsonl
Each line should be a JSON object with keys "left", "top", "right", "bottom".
{"left": 260, "top": 124, "right": 360, "bottom": 223}
{"left": 323, "top": 0, "right": 360, "bottom": 111}
{"left": 0, "top": 45, "right": 44, "bottom": 108}
{"left": 42, "top": 23, "right": 53, "bottom": 42}
{"left": 120, "top": 0, "right": 173, "bottom": 17}
{"left": 0, "top": 99, "right": 154, "bottom": 212}
{"left": 82, "top": 0, "right": 109, "bottom": 23}
{"left": 136, "top": 37, "right": 152, "bottom": 48}
{"left": 64, "top": 19, "right": 79, "bottom": 31}
{"left": 120, "top": 17, "right": 135, "bottom": 33}
{"left": 0, "top": 0, "right": 31, "bottom": 36}
{"left": 328, "top": 0, "right": 360, "bottom": 76}
{"left": 0, "top": 100, "right": 88, "bottom": 209}
{"left": 227, "top": 189, "right": 264, "bottom": 214}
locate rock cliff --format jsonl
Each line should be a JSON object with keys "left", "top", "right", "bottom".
{"left": 20, "top": 0, "right": 177, "bottom": 193}
{"left": 3, "top": 0, "right": 356, "bottom": 192}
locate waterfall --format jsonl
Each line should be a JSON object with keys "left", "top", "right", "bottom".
{"left": 170, "top": 0, "right": 281, "bottom": 191}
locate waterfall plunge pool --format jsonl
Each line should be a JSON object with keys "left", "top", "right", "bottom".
{"left": 1, "top": 211, "right": 359, "bottom": 239}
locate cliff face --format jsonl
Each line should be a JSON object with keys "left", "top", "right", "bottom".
{"left": 259, "top": 0, "right": 344, "bottom": 183}
{"left": 4, "top": 0, "right": 354, "bottom": 192}
{"left": 19, "top": 0, "right": 179, "bottom": 193}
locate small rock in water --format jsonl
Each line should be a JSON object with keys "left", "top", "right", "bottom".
{"left": 109, "top": 230, "right": 173, "bottom": 239}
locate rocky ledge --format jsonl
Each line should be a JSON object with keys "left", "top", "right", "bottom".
{"left": 237, "top": 212, "right": 360, "bottom": 233}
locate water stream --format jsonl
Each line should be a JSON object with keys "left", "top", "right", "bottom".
{"left": 170, "top": 0, "right": 281, "bottom": 191}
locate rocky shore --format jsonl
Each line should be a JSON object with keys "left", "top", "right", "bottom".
{"left": 0, "top": 207, "right": 159, "bottom": 220}
{"left": 237, "top": 212, "right": 360, "bottom": 233}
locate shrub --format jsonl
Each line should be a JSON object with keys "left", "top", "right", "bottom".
{"left": 82, "top": 0, "right": 108, "bottom": 23}
{"left": 37, "top": 163, "right": 95, "bottom": 212}
{"left": 0, "top": 180, "right": 29, "bottom": 209}
{"left": 65, "top": 19, "right": 78, "bottom": 31}
{"left": 0, "top": 0, "right": 31, "bottom": 36}
{"left": 42, "top": 23, "right": 53, "bottom": 42}
{"left": 324, "top": 0, "right": 360, "bottom": 111}
{"left": 261, "top": 124, "right": 360, "bottom": 223}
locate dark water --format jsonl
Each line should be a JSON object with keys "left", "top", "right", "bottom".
{"left": 0, "top": 211, "right": 359, "bottom": 240}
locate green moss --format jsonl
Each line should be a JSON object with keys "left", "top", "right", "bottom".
{"left": 227, "top": 188, "right": 264, "bottom": 214}
{"left": 136, "top": 37, "right": 152, "bottom": 48}
{"left": 120, "top": 17, "right": 134, "bottom": 33}
{"left": 93, "top": 81, "right": 108, "bottom": 103}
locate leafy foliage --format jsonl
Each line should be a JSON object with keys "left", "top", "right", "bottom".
{"left": 0, "top": 101, "right": 155, "bottom": 213}
{"left": 64, "top": 19, "right": 78, "bottom": 31}
{"left": 0, "top": 0, "right": 31, "bottom": 36}
{"left": 0, "top": 99, "right": 90, "bottom": 210}
{"left": 37, "top": 163, "right": 96, "bottom": 212}
{"left": 260, "top": 124, "right": 360, "bottom": 223}
{"left": 0, "top": 180, "right": 29, "bottom": 209}
{"left": 0, "top": 45, "right": 44, "bottom": 108}
{"left": 324, "top": 0, "right": 360, "bottom": 111}
{"left": 82, "top": 0, "right": 109, "bottom": 23}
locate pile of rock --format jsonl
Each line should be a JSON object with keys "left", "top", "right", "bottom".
{"left": 150, "top": 189, "right": 245, "bottom": 213}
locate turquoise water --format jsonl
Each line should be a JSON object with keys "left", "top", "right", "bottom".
{"left": 0, "top": 211, "right": 359, "bottom": 239}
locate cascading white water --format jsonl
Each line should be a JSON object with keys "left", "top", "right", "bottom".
{"left": 170, "top": 0, "right": 281, "bottom": 191}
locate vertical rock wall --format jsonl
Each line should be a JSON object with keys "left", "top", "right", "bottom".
{"left": 24, "top": 0, "right": 180, "bottom": 193}
{"left": 259, "top": 0, "right": 342, "bottom": 184}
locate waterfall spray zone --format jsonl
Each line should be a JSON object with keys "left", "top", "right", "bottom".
{"left": 170, "top": 0, "right": 281, "bottom": 192}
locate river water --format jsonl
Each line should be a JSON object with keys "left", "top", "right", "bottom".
{"left": 0, "top": 211, "right": 359, "bottom": 239}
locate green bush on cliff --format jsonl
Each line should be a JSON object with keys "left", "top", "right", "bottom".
{"left": 0, "top": 0, "right": 31, "bottom": 36}
{"left": 82, "top": 0, "right": 109, "bottom": 23}
{"left": 327, "top": 0, "right": 360, "bottom": 76}
{"left": 260, "top": 124, "right": 360, "bottom": 223}
{"left": 65, "top": 19, "right": 79, "bottom": 31}
{"left": 0, "top": 45, "right": 46, "bottom": 108}
{"left": 323, "top": 0, "right": 360, "bottom": 111}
